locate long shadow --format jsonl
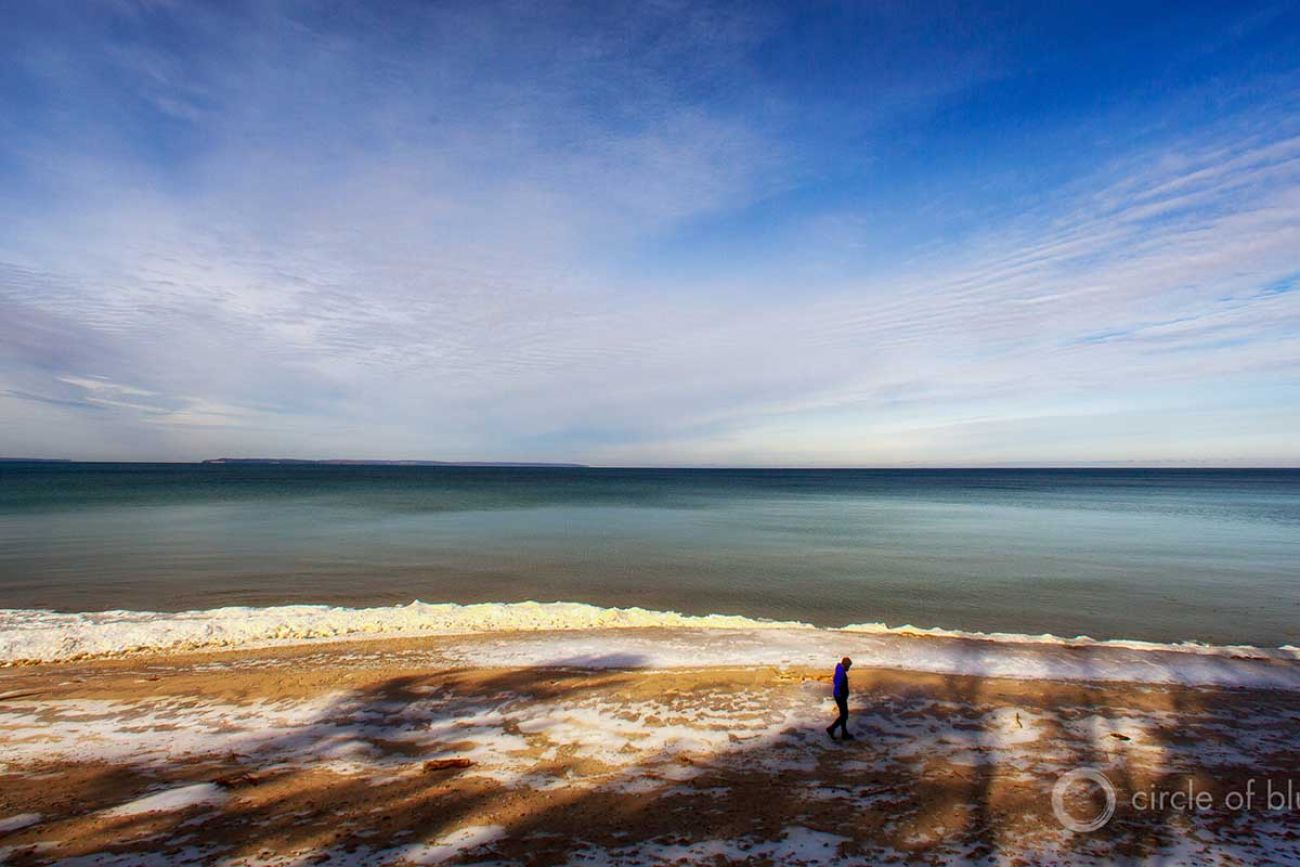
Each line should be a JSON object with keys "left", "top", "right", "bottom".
{"left": 0, "top": 649, "right": 1296, "bottom": 865}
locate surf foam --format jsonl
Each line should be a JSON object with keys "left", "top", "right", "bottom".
{"left": 1, "top": 600, "right": 1297, "bottom": 688}
{"left": 0, "top": 601, "right": 811, "bottom": 665}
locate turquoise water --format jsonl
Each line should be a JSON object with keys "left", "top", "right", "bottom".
{"left": 0, "top": 463, "right": 1297, "bottom": 646}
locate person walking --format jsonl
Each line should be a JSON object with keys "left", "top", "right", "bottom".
{"left": 826, "top": 656, "right": 853, "bottom": 740}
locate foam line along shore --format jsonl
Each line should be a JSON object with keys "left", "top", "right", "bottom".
{"left": 4, "top": 600, "right": 1299, "bottom": 689}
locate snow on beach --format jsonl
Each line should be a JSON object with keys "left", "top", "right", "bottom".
{"left": 3, "top": 602, "right": 1298, "bottom": 861}
{"left": 102, "top": 783, "right": 229, "bottom": 818}
{"left": 1, "top": 642, "right": 1298, "bottom": 865}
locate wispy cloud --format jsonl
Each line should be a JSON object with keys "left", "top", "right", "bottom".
{"left": 1, "top": 1, "right": 1298, "bottom": 463}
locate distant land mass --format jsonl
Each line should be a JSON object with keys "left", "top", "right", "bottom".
{"left": 0, "top": 457, "right": 73, "bottom": 463}
{"left": 201, "top": 458, "right": 589, "bottom": 467}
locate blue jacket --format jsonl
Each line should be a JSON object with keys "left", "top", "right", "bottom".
{"left": 833, "top": 662, "right": 848, "bottom": 699}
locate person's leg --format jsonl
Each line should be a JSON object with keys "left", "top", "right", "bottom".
{"left": 828, "top": 696, "right": 848, "bottom": 737}
{"left": 835, "top": 696, "right": 852, "bottom": 738}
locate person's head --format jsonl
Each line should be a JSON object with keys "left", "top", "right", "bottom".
{"left": 841, "top": 657, "right": 852, "bottom": 670}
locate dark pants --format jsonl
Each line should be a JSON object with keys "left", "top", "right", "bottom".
{"left": 827, "top": 694, "right": 849, "bottom": 737}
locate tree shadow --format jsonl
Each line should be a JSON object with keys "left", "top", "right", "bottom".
{"left": 0, "top": 648, "right": 1296, "bottom": 865}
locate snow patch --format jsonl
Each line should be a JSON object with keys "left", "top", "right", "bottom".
{"left": 385, "top": 824, "right": 507, "bottom": 864}
{"left": 0, "top": 813, "right": 41, "bottom": 834}
{"left": 104, "top": 783, "right": 228, "bottom": 817}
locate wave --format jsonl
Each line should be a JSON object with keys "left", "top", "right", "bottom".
{"left": 1, "top": 601, "right": 1297, "bottom": 688}
{"left": 0, "top": 601, "right": 810, "bottom": 664}
{"left": 837, "top": 620, "right": 1300, "bottom": 660}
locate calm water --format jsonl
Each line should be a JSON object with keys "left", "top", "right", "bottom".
{"left": 0, "top": 463, "right": 1297, "bottom": 646}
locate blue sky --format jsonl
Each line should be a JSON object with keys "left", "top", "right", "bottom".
{"left": 2, "top": 0, "right": 1298, "bottom": 465}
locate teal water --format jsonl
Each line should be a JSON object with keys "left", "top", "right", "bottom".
{"left": 0, "top": 464, "right": 1297, "bottom": 646}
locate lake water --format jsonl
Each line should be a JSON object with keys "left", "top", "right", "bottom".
{"left": 1, "top": 463, "right": 1297, "bottom": 646}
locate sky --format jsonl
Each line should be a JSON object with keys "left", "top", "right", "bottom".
{"left": 1, "top": 0, "right": 1299, "bottom": 466}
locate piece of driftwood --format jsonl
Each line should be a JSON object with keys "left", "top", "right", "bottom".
{"left": 423, "top": 758, "right": 475, "bottom": 771}
{"left": 212, "top": 772, "right": 263, "bottom": 788}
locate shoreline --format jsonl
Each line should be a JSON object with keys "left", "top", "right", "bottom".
{"left": 4, "top": 601, "right": 1298, "bottom": 683}
{"left": 2, "top": 634, "right": 1298, "bottom": 864}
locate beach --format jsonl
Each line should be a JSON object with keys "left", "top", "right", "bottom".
{"left": 2, "top": 625, "right": 1298, "bottom": 865}
{"left": 2, "top": 466, "right": 1297, "bottom": 862}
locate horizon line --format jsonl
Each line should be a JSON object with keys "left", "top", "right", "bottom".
{"left": 2, "top": 458, "right": 1299, "bottom": 471}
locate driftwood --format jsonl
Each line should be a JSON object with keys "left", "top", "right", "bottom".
{"left": 423, "top": 758, "right": 475, "bottom": 771}
{"left": 212, "top": 772, "right": 264, "bottom": 788}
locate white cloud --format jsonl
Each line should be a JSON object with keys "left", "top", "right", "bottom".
{"left": 1, "top": 2, "right": 1298, "bottom": 463}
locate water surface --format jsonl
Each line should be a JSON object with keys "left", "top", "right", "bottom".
{"left": 1, "top": 464, "right": 1297, "bottom": 646}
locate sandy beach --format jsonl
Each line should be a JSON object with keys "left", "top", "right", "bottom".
{"left": 2, "top": 629, "right": 1298, "bottom": 865}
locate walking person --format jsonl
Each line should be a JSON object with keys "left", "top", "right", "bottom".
{"left": 826, "top": 656, "right": 853, "bottom": 740}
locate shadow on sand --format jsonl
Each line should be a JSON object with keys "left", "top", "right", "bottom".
{"left": 2, "top": 647, "right": 1297, "bottom": 865}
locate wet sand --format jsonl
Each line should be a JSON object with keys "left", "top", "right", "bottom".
{"left": 1, "top": 631, "right": 1298, "bottom": 865}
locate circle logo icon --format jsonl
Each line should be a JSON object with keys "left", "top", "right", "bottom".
{"left": 1052, "top": 768, "right": 1116, "bottom": 833}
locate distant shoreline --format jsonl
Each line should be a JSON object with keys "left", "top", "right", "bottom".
{"left": 199, "top": 458, "right": 589, "bottom": 467}
{"left": 3, "top": 459, "right": 1298, "bottom": 470}
{"left": 0, "top": 457, "right": 73, "bottom": 463}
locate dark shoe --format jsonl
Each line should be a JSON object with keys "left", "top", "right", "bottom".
{"left": 841, "top": 732, "right": 856, "bottom": 741}
{"left": 825, "top": 727, "right": 837, "bottom": 740}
